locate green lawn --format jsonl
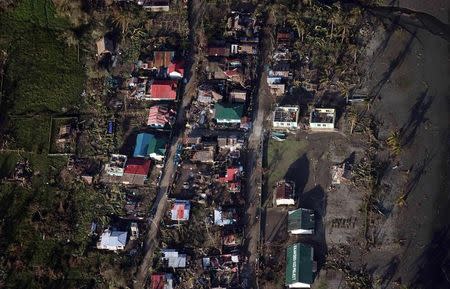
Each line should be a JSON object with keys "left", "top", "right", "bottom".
{"left": 267, "top": 137, "right": 308, "bottom": 191}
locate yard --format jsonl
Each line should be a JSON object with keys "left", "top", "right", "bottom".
{"left": 266, "top": 136, "right": 308, "bottom": 204}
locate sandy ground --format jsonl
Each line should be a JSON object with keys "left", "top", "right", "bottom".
{"left": 358, "top": 0, "right": 449, "bottom": 288}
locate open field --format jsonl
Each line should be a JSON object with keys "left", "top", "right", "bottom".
{"left": 266, "top": 137, "right": 308, "bottom": 192}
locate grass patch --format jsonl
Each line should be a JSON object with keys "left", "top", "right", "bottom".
{"left": 8, "top": 116, "right": 51, "bottom": 153}
{"left": 0, "top": 0, "right": 84, "bottom": 115}
{"left": 267, "top": 137, "right": 307, "bottom": 190}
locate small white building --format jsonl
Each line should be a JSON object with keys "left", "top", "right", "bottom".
{"left": 309, "top": 108, "right": 336, "bottom": 131}
{"left": 162, "top": 249, "right": 187, "bottom": 268}
{"left": 139, "top": 0, "right": 170, "bottom": 11}
{"left": 130, "top": 222, "right": 139, "bottom": 240}
{"left": 273, "top": 106, "right": 299, "bottom": 129}
{"left": 97, "top": 229, "right": 128, "bottom": 251}
{"left": 104, "top": 154, "right": 127, "bottom": 177}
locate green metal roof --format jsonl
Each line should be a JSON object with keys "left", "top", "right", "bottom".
{"left": 288, "top": 208, "right": 315, "bottom": 231}
{"left": 148, "top": 137, "right": 167, "bottom": 156}
{"left": 285, "top": 243, "right": 314, "bottom": 285}
{"left": 214, "top": 103, "right": 244, "bottom": 121}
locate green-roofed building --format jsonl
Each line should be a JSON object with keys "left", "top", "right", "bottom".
{"left": 288, "top": 208, "right": 315, "bottom": 235}
{"left": 286, "top": 243, "right": 315, "bottom": 288}
{"left": 214, "top": 103, "right": 244, "bottom": 124}
{"left": 133, "top": 133, "right": 167, "bottom": 161}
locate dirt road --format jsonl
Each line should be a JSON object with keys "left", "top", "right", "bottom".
{"left": 241, "top": 10, "right": 274, "bottom": 289}
{"left": 133, "top": 1, "right": 204, "bottom": 288}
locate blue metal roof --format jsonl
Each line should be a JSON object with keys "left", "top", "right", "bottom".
{"left": 133, "top": 133, "right": 152, "bottom": 157}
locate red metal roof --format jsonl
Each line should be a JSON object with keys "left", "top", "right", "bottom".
{"left": 124, "top": 158, "right": 151, "bottom": 175}
{"left": 150, "top": 80, "right": 178, "bottom": 100}
{"left": 220, "top": 167, "right": 240, "bottom": 183}
{"left": 151, "top": 274, "right": 165, "bottom": 289}
{"left": 147, "top": 105, "right": 174, "bottom": 126}
{"left": 168, "top": 60, "right": 185, "bottom": 77}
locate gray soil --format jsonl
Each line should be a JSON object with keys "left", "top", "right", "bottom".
{"left": 358, "top": 0, "right": 449, "bottom": 288}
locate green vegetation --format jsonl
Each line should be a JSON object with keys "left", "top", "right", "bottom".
{"left": 0, "top": 0, "right": 84, "bottom": 116}
{"left": 267, "top": 137, "right": 307, "bottom": 190}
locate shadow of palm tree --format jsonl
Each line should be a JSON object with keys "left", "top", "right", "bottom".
{"left": 408, "top": 226, "right": 450, "bottom": 289}
{"left": 399, "top": 88, "right": 434, "bottom": 147}
{"left": 369, "top": 30, "right": 416, "bottom": 99}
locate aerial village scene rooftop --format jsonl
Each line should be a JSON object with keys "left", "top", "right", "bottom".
{"left": 0, "top": 0, "right": 448, "bottom": 289}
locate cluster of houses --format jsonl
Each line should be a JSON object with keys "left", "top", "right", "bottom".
{"left": 145, "top": 9, "right": 263, "bottom": 289}
{"left": 271, "top": 180, "right": 318, "bottom": 289}
{"left": 268, "top": 29, "right": 337, "bottom": 133}
{"left": 96, "top": 45, "right": 187, "bottom": 253}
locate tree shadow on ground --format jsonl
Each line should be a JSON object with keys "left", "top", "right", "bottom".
{"left": 284, "top": 153, "right": 309, "bottom": 199}
{"left": 380, "top": 255, "right": 401, "bottom": 289}
{"left": 408, "top": 226, "right": 450, "bottom": 289}
{"left": 403, "top": 152, "right": 434, "bottom": 202}
{"left": 399, "top": 88, "right": 434, "bottom": 147}
{"left": 298, "top": 185, "right": 328, "bottom": 270}
{"left": 369, "top": 30, "right": 416, "bottom": 99}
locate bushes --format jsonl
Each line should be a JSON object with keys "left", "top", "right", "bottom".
{"left": 0, "top": 0, "right": 84, "bottom": 115}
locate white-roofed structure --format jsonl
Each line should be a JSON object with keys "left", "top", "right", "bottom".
{"left": 170, "top": 200, "right": 191, "bottom": 221}
{"left": 97, "top": 229, "right": 128, "bottom": 251}
{"left": 162, "top": 249, "right": 187, "bottom": 268}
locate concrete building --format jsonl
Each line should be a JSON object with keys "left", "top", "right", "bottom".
{"left": 273, "top": 106, "right": 299, "bottom": 130}
{"left": 104, "top": 154, "right": 127, "bottom": 177}
{"left": 309, "top": 108, "right": 336, "bottom": 131}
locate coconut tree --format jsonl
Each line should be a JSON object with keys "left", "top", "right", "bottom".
{"left": 329, "top": 7, "right": 341, "bottom": 39}
{"left": 287, "top": 11, "right": 306, "bottom": 43}
{"left": 111, "top": 9, "right": 133, "bottom": 35}
{"left": 387, "top": 131, "right": 402, "bottom": 156}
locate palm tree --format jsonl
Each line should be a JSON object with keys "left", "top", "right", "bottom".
{"left": 111, "top": 9, "right": 132, "bottom": 35}
{"left": 387, "top": 131, "right": 402, "bottom": 156}
{"left": 287, "top": 11, "right": 306, "bottom": 43}
{"left": 329, "top": 11, "right": 341, "bottom": 39}
{"left": 347, "top": 44, "right": 359, "bottom": 63}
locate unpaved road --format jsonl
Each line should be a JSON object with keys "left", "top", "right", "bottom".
{"left": 133, "top": 1, "right": 204, "bottom": 288}
{"left": 241, "top": 10, "right": 274, "bottom": 289}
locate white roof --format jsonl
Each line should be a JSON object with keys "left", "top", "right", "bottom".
{"left": 214, "top": 209, "right": 235, "bottom": 226}
{"left": 162, "top": 249, "right": 186, "bottom": 268}
{"left": 170, "top": 200, "right": 191, "bottom": 221}
{"left": 99, "top": 229, "right": 127, "bottom": 248}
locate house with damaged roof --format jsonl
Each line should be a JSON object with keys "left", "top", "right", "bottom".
{"left": 151, "top": 273, "right": 173, "bottom": 289}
